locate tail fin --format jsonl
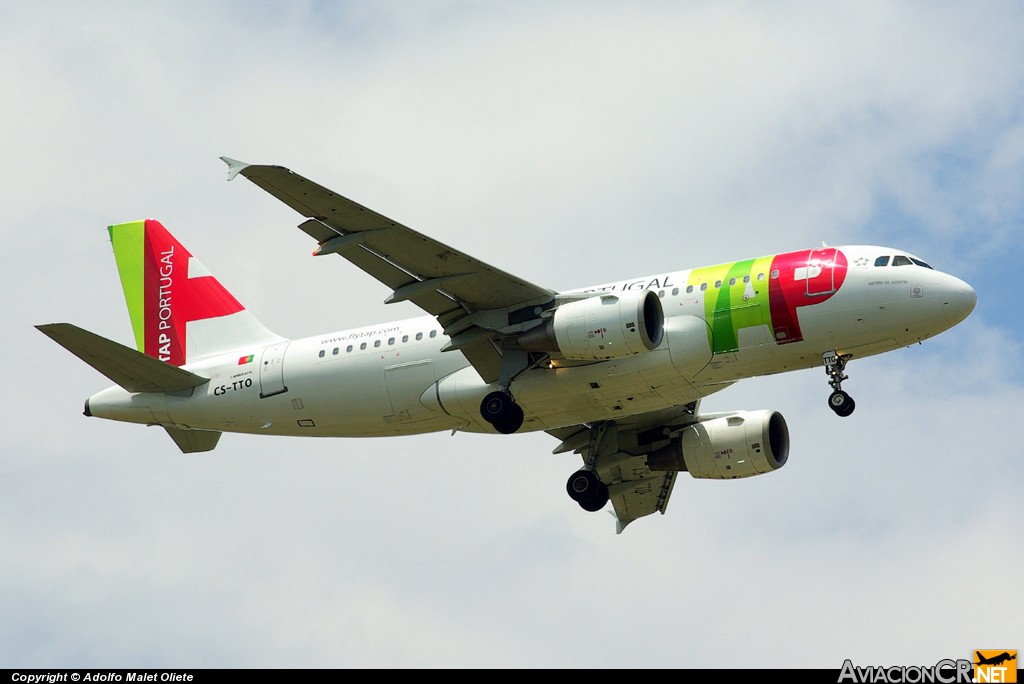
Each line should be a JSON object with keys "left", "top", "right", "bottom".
{"left": 109, "top": 219, "right": 283, "bottom": 366}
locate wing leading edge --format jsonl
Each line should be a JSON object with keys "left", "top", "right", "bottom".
{"left": 222, "top": 158, "right": 556, "bottom": 382}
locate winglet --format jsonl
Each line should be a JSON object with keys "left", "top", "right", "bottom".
{"left": 220, "top": 156, "right": 250, "bottom": 181}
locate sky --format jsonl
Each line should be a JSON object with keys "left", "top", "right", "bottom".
{"left": 2, "top": 0, "right": 1022, "bottom": 669}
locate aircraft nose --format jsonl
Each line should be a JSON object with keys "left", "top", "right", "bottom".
{"left": 941, "top": 275, "right": 977, "bottom": 326}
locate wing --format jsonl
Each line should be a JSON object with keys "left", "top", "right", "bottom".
{"left": 547, "top": 402, "right": 701, "bottom": 533}
{"left": 222, "top": 158, "right": 556, "bottom": 383}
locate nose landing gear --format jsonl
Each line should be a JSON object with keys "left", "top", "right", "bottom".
{"left": 823, "top": 351, "right": 855, "bottom": 417}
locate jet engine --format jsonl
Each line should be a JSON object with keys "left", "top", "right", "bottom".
{"left": 647, "top": 410, "right": 789, "bottom": 479}
{"left": 513, "top": 290, "right": 664, "bottom": 360}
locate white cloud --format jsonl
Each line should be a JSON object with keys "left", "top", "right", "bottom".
{"left": 2, "top": 0, "right": 1022, "bottom": 669}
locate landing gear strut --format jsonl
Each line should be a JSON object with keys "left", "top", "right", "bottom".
{"left": 564, "top": 421, "right": 612, "bottom": 512}
{"left": 480, "top": 390, "right": 524, "bottom": 434}
{"left": 479, "top": 349, "right": 531, "bottom": 434}
{"left": 823, "top": 350, "right": 855, "bottom": 417}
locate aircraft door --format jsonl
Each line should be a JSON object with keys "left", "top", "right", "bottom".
{"left": 805, "top": 248, "right": 838, "bottom": 296}
{"left": 259, "top": 342, "right": 289, "bottom": 398}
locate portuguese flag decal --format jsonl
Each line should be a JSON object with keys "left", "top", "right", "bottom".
{"left": 238, "top": 354, "right": 255, "bottom": 365}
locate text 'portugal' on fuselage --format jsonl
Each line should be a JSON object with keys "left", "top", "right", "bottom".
{"left": 36, "top": 158, "right": 977, "bottom": 533}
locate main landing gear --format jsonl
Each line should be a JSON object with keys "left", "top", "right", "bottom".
{"left": 565, "top": 421, "right": 612, "bottom": 512}
{"left": 480, "top": 348, "right": 531, "bottom": 434}
{"left": 823, "top": 350, "right": 856, "bottom": 417}
{"left": 480, "top": 390, "right": 524, "bottom": 434}
{"left": 566, "top": 469, "right": 609, "bottom": 512}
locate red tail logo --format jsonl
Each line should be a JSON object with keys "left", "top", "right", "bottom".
{"left": 143, "top": 220, "right": 244, "bottom": 365}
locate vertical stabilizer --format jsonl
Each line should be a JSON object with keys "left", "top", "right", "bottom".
{"left": 108, "top": 219, "right": 283, "bottom": 366}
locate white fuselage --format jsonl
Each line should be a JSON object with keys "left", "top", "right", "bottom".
{"left": 86, "top": 245, "right": 976, "bottom": 437}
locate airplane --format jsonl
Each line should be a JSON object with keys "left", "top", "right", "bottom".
{"left": 36, "top": 157, "right": 978, "bottom": 532}
{"left": 976, "top": 652, "right": 1016, "bottom": 667}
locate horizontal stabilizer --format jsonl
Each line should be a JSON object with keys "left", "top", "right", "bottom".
{"left": 36, "top": 323, "right": 209, "bottom": 393}
{"left": 164, "top": 426, "right": 222, "bottom": 453}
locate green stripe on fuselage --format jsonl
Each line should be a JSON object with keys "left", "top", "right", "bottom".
{"left": 108, "top": 221, "right": 147, "bottom": 353}
{"left": 689, "top": 256, "right": 773, "bottom": 354}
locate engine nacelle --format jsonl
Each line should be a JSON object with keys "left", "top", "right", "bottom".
{"left": 513, "top": 290, "right": 664, "bottom": 360}
{"left": 647, "top": 410, "right": 790, "bottom": 479}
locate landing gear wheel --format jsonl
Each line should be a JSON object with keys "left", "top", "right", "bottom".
{"left": 566, "top": 470, "right": 610, "bottom": 511}
{"left": 823, "top": 351, "right": 856, "bottom": 418}
{"left": 828, "top": 390, "right": 855, "bottom": 417}
{"left": 492, "top": 402, "right": 524, "bottom": 434}
{"left": 481, "top": 391, "right": 512, "bottom": 422}
{"left": 578, "top": 483, "right": 609, "bottom": 512}
{"left": 480, "top": 391, "right": 524, "bottom": 433}
{"left": 566, "top": 470, "right": 598, "bottom": 501}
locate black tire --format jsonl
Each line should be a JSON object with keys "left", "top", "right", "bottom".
{"left": 578, "top": 482, "right": 609, "bottom": 512}
{"left": 828, "top": 390, "right": 852, "bottom": 414}
{"left": 566, "top": 471, "right": 610, "bottom": 511}
{"left": 566, "top": 470, "right": 599, "bottom": 502}
{"left": 492, "top": 402, "right": 524, "bottom": 434}
{"left": 835, "top": 395, "right": 856, "bottom": 417}
{"left": 480, "top": 391, "right": 514, "bottom": 424}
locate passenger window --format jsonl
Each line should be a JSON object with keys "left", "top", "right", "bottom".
{"left": 700, "top": 283, "right": 708, "bottom": 291}
{"left": 332, "top": 347, "right": 339, "bottom": 355}
{"left": 714, "top": 280, "right": 722, "bottom": 288}
{"left": 429, "top": 330, "right": 437, "bottom": 338}
{"left": 892, "top": 255, "right": 912, "bottom": 266}
{"left": 318, "top": 350, "right": 325, "bottom": 358}
{"left": 757, "top": 273, "right": 765, "bottom": 281}
{"left": 743, "top": 275, "right": 750, "bottom": 284}
{"left": 672, "top": 287, "right": 679, "bottom": 296}
{"left": 360, "top": 342, "right": 367, "bottom": 350}
{"left": 874, "top": 256, "right": 890, "bottom": 267}
{"left": 658, "top": 290, "right": 665, "bottom": 298}
{"left": 402, "top": 335, "right": 409, "bottom": 343}
{"left": 374, "top": 340, "right": 381, "bottom": 348}
{"left": 686, "top": 285, "right": 694, "bottom": 294}
{"left": 728, "top": 277, "right": 736, "bottom": 286}
{"left": 770, "top": 270, "right": 779, "bottom": 279}
{"left": 415, "top": 332, "right": 423, "bottom": 341}
{"left": 346, "top": 345, "right": 353, "bottom": 353}
{"left": 388, "top": 337, "right": 395, "bottom": 345}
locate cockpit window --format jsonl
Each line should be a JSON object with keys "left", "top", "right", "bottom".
{"left": 876, "top": 254, "right": 932, "bottom": 268}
